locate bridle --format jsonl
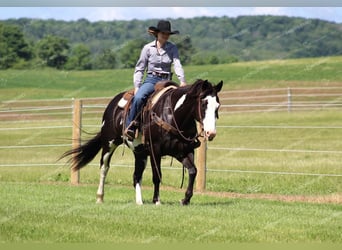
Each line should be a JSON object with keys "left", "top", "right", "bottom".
{"left": 146, "top": 87, "right": 217, "bottom": 186}
{"left": 153, "top": 90, "right": 207, "bottom": 143}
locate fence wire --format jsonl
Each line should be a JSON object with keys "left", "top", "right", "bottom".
{"left": 1, "top": 87, "right": 342, "bottom": 179}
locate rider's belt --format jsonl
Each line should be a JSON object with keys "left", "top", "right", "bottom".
{"left": 150, "top": 71, "right": 171, "bottom": 79}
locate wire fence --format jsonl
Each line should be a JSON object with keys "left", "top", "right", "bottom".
{"left": 219, "top": 86, "right": 342, "bottom": 113}
{"left": 1, "top": 86, "right": 342, "bottom": 179}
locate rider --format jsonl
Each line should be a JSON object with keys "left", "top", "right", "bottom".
{"left": 124, "top": 20, "right": 187, "bottom": 140}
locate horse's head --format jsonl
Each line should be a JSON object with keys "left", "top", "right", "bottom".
{"left": 188, "top": 79, "right": 223, "bottom": 141}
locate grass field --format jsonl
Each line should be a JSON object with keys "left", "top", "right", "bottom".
{"left": 1, "top": 110, "right": 341, "bottom": 196}
{"left": 0, "top": 182, "right": 341, "bottom": 243}
{"left": 1, "top": 56, "right": 342, "bottom": 243}
{"left": 2, "top": 56, "right": 342, "bottom": 101}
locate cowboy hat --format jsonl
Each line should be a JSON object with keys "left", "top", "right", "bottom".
{"left": 148, "top": 20, "right": 179, "bottom": 35}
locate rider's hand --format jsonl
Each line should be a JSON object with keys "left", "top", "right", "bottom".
{"left": 180, "top": 82, "right": 187, "bottom": 87}
{"left": 134, "top": 87, "right": 139, "bottom": 95}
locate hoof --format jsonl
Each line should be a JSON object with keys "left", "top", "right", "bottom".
{"left": 153, "top": 197, "right": 161, "bottom": 205}
{"left": 154, "top": 200, "right": 161, "bottom": 206}
{"left": 180, "top": 199, "right": 190, "bottom": 206}
{"left": 96, "top": 194, "right": 104, "bottom": 204}
{"left": 136, "top": 200, "right": 143, "bottom": 206}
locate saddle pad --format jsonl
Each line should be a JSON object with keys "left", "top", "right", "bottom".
{"left": 118, "top": 89, "right": 134, "bottom": 108}
{"left": 150, "top": 85, "right": 177, "bottom": 107}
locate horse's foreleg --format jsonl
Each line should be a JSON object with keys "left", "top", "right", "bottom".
{"left": 96, "top": 142, "right": 117, "bottom": 203}
{"left": 150, "top": 155, "right": 162, "bottom": 205}
{"left": 133, "top": 148, "right": 147, "bottom": 205}
{"left": 180, "top": 152, "right": 197, "bottom": 205}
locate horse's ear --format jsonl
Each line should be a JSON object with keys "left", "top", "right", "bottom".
{"left": 201, "top": 80, "right": 210, "bottom": 91}
{"left": 215, "top": 81, "right": 223, "bottom": 92}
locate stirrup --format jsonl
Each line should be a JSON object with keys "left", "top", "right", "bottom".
{"left": 124, "top": 128, "right": 136, "bottom": 140}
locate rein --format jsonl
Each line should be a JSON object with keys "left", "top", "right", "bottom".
{"left": 147, "top": 89, "right": 204, "bottom": 189}
{"left": 150, "top": 91, "right": 204, "bottom": 143}
{"left": 169, "top": 92, "right": 204, "bottom": 141}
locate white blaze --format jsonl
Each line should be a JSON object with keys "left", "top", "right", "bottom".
{"left": 202, "top": 96, "right": 219, "bottom": 133}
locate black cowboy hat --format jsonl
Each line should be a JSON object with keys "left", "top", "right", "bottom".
{"left": 148, "top": 20, "right": 179, "bottom": 35}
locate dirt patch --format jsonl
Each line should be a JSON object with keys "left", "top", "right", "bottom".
{"left": 33, "top": 182, "right": 342, "bottom": 204}
{"left": 157, "top": 185, "right": 342, "bottom": 204}
{"left": 196, "top": 190, "right": 342, "bottom": 204}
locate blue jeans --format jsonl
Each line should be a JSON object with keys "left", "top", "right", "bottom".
{"left": 126, "top": 75, "right": 164, "bottom": 129}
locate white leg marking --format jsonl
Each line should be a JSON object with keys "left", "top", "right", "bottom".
{"left": 96, "top": 163, "right": 107, "bottom": 204}
{"left": 174, "top": 94, "right": 187, "bottom": 111}
{"left": 96, "top": 159, "right": 110, "bottom": 204}
{"left": 135, "top": 182, "right": 143, "bottom": 205}
{"left": 96, "top": 141, "right": 117, "bottom": 204}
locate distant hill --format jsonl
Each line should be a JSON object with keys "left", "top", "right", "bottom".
{"left": 1, "top": 15, "right": 342, "bottom": 67}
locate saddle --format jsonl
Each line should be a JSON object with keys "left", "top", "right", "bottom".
{"left": 118, "top": 80, "right": 178, "bottom": 139}
{"left": 146, "top": 80, "right": 178, "bottom": 109}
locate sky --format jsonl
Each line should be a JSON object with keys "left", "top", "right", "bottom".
{"left": 0, "top": 7, "right": 341, "bottom": 23}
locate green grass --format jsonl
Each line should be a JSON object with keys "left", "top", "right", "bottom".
{"left": 205, "top": 110, "right": 342, "bottom": 195}
{"left": 0, "top": 182, "right": 341, "bottom": 243}
{"left": 1, "top": 56, "right": 342, "bottom": 101}
{"left": 1, "top": 109, "right": 341, "bottom": 196}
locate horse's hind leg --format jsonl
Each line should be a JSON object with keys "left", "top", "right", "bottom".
{"left": 96, "top": 140, "right": 118, "bottom": 203}
{"left": 180, "top": 152, "right": 197, "bottom": 205}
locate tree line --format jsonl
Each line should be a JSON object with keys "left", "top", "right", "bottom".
{"left": 1, "top": 15, "right": 341, "bottom": 70}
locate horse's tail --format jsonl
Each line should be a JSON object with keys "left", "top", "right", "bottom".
{"left": 60, "top": 132, "right": 102, "bottom": 170}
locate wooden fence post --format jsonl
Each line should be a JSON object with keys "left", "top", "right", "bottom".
{"left": 71, "top": 99, "right": 82, "bottom": 185}
{"left": 195, "top": 123, "right": 207, "bottom": 192}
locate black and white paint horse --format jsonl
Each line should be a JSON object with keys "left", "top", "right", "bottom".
{"left": 61, "top": 79, "right": 222, "bottom": 205}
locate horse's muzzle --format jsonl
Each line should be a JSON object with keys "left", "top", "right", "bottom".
{"left": 205, "top": 130, "right": 216, "bottom": 141}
